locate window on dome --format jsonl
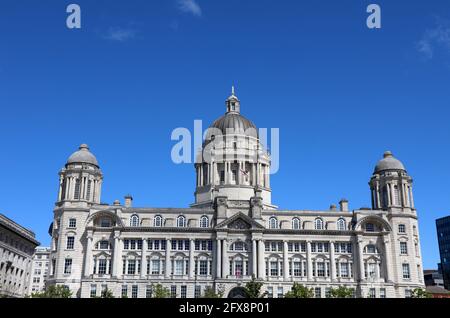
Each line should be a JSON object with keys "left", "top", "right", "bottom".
{"left": 337, "top": 218, "right": 346, "bottom": 231}
{"left": 314, "top": 218, "right": 324, "bottom": 230}
{"left": 130, "top": 215, "right": 139, "bottom": 227}
{"left": 292, "top": 218, "right": 301, "bottom": 230}
{"left": 177, "top": 215, "right": 187, "bottom": 228}
{"left": 154, "top": 215, "right": 163, "bottom": 227}
{"left": 199, "top": 216, "right": 209, "bottom": 228}
{"left": 268, "top": 217, "right": 278, "bottom": 229}
{"left": 74, "top": 179, "right": 81, "bottom": 200}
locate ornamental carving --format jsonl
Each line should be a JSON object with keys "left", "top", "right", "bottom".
{"left": 228, "top": 219, "right": 251, "bottom": 229}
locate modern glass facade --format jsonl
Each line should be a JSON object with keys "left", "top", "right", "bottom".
{"left": 436, "top": 216, "right": 450, "bottom": 290}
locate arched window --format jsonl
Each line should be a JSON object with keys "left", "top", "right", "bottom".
{"left": 153, "top": 215, "right": 163, "bottom": 227}
{"left": 382, "top": 186, "right": 388, "bottom": 208}
{"left": 130, "top": 214, "right": 139, "bottom": 227}
{"left": 314, "top": 218, "right": 324, "bottom": 230}
{"left": 268, "top": 217, "right": 278, "bottom": 229}
{"left": 199, "top": 216, "right": 209, "bottom": 228}
{"left": 364, "top": 244, "right": 378, "bottom": 254}
{"left": 337, "top": 218, "right": 346, "bottom": 231}
{"left": 177, "top": 215, "right": 187, "bottom": 228}
{"left": 292, "top": 218, "right": 301, "bottom": 230}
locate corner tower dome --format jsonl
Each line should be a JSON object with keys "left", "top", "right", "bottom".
{"left": 66, "top": 144, "right": 99, "bottom": 167}
{"left": 374, "top": 151, "right": 405, "bottom": 173}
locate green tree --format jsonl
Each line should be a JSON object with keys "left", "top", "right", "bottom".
{"left": 100, "top": 288, "right": 115, "bottom": 298}
{"left": 151, "top": 284, "right": 171, "bottom": 298}
{"left": 203, "top": 284, "right": 225, "bottom": 298}
{"left": 329, "top": 286, "right": 354, "bottom": 298}
{"left": 284, "top": 283, "right": 314, "bottom": 298}
{"left": 411, "top": 288, "right": 432, "bottom": 298}
{"left": 31, "top": 285, "right": 72, "bottom": 298}
{"left": 244, "top": 276, "right": 266, "bottom": 298}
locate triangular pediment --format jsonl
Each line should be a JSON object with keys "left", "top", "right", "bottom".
{"left": 215, "top": 212, "right": 265, "bottom": 230}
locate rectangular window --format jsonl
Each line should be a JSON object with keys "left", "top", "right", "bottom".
{"left": 121, "top": 285, "right": 128, "bottom": 298}
{"left": 316, "top": 262, "right": 325, "bottom": 277}
{"left": 170, "top": 285, "right": 177, "bottom": 298}
{"left": 151, "top": 260, "right": 160, "bottom": 275}
{"left": 131, "top": 285, "right": 138, "bottom": 298}
{"left": 68, "top": 218, "right": 76, "bottom": 228}
{"left": 314, "top": 287, "right": 321, "bottom": 298}
{"left": 181, "top": 286, "right": 187, "bottom": 298}
{"left": 293, "top": 262, "right": 301, "bottom": 277}
{"left": 340, "top": 263, "right": 349, "bottom": 277}
{"left": 66, "top": 237, "right": 75, "bottom": 250}
{"left": 405, "top": 289, "right": 412, "bottom": 298}
{"left": 400, "top": 242, "right": 408, "bottom": 255}
{"left": 175, "top": 260, "right": 184, "bottom": 275}
{"left": 98, "top": 259, "right": 107, "bottom": 275}
{"left": 270, "top": 261, "right": 279, "bottom": 276}
{"left": 402, "top": 264, "right": 410, "bottom": 279}
{"left": 369, "top": 288, "right": 376, "bottom": 298}
{"left": 64, "top": 258, "right": 72, "bottom": 274}
{"left": 128, "top": 260, "right": 136, "bottom": 275}
{"left": 267, "top": 287, "right": 273, "bottom": 298}
{"left": 277, "top": 287, "right": 283, "bottom": 298}
{"left": 380, "top": 288, "right": 386, "bottom": 298}
{"left": 325, "top": 288, "right": 332, "bottom": 298}
{"left": 146, "top": 285, "right": 153, "bottom": 298}
{"left": 195, "top": 285, "right": 201, "bottom": 298}
{"left": 199, "top": 260, "right": 208, "bottom": 276}
{"left": 90, "top": 284, "right": 97, "bottom": 298}
{"left": 124, "top": 240, "right": 129, "bottom": 250}
{"left": 398, "top": 224, "right": 406, "bottom": 233}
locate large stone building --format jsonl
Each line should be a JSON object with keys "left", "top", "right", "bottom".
{"left": 0, "top": 213, "right": 40, "bottom": 297}
{"left": 47, "top": 90, "right": 425, "bottom": 298}
{"left": 28, "top": 247, "right": 51, "bottom": 293}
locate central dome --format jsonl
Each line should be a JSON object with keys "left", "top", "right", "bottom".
{"left": 209, "top": 112, "right": 257, "bottom": 137}
{"left": 206, "top": 87, "right": 258, "bottom": 138}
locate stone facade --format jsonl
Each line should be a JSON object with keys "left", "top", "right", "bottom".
{"left": 0, "top": 213, "right": 40, "bottom": 297}
{"left": 28, "top": 247, "right": 51, "bottom": 293}
{"left": 46, "top": 90, "right": 425, "bottom": 298}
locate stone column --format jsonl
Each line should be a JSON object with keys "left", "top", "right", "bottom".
{"left": 84, "top": 233, "right": 93, "bottom": 277}
{"left": 383, "top": 236, "right": 393, "bottom": 282}
{"left": 141, "top": 239, "right": 147, "bottom": 278}
{"left": 357, "top": 237, "right": 365, "bottom": 281}
{"left": 376, "top": 182, "right": 381, "bottom": 208}
{"left": 306, "top": 241, "right": 312, "bottom": 280}
{"left": 409, "top": 187, "right": 415, "bottom": 208}
{"left": 258, "top": 239, "right": 265, "bottom": 279}
{"left": 330, "top": 241, "right": 336, "bottom": 281}
{"left": 165, "top": 239, "right": 171, "bottom": 278}
{"left": 112, "top": 233, "right": 122, "bottom": 278}
{"left": 283, "top": 241, "right": 289, "bottom": 281}
{"left": 222, "top": 239, "right": 228, "bottom": 278}
{"left": 375, "top": 260, "right": 380, "bottom": 281}
{"left": 252, "top": 240, "right": 257, "bottom": 277}
{"left": 189, "top": 239, "right": 195, "bottom": 279}
{"left": 216, "top": 239, "right": 222, "bottom": 279}
{"left": 386, "top": 183, "right": 391, "bottom": 206}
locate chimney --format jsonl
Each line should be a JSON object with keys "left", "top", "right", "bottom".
{"left": 330, "top": 204, "right": 337, "bottom": 211}
{"left": 339, "top": 199, "right": 349, "bottom": 212}
{"left": 124, "top": 195, "right": 133, "bottom": 208}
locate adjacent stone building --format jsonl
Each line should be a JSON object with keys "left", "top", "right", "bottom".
{"left": 46, "top": 90, "right": 425, "bottom": 298}
{"left": 28, "top": 247, "right": 51, "bottom": 293}
{"left": 0, "top": 213, "right": 40, "bottom": 297}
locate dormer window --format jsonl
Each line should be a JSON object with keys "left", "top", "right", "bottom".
{"left": 130, "top": 215, "right": 139, "bottom": 227}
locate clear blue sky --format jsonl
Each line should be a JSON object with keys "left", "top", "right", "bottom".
{"left": 1, "top": 0, "right": 449, "bottom": 269}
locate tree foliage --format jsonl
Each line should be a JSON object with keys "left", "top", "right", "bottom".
{"left": 31, "top": 285, "right": 72, "bottom": 298}
{"left": 411, "top": 288, "right": 432, "bottom": 298}
{"left": 203, "top": 284, "right": 225, "bottom": 298}
{"left": 244, "top": 276, "right": 266, "bottom": 298}
{"left": 329, "top": 286, "right": 354, "bottom": 298}
{"left": 284, "top": 283, "right": 314, "bottom": 298}
{"left": 151, "top": 284, "right": 171, "bottom": 298}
